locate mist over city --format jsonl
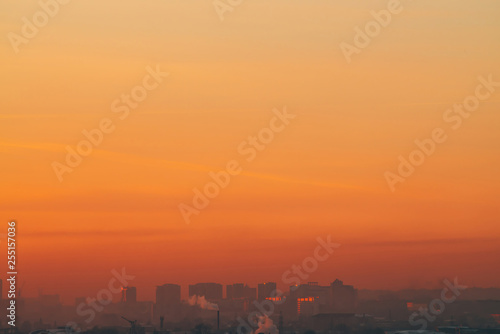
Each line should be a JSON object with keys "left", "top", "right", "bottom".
{"left": 1, "top": 1, "right": 499, "bottom": 334}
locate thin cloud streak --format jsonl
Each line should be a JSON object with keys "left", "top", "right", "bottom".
{"left": 1, "top": 141, "right": 367, "bottom": 191}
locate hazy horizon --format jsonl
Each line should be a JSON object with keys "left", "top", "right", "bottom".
{"left": 1, "top": 0, "right": 499, "bottom": 306}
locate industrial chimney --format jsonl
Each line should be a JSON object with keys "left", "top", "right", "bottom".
{"left": 217, "top": 310, "right": 220, "bottom": 331}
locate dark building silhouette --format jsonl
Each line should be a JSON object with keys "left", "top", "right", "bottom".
{"left": 226, "top": 283, "right": 256, "bottom": 300}
{"left": 126, "top": 286, "right": 137, "bottom": 303}
{"left": 189, "top": 283, "right": 222, "bottom": 301}
{"left": 289, "top": 282, "right": 330, "bottom": 316}
{"left": 286, "top": 280, "right": 358, "bottom": 317}
{"left": 258, "top": 282, "right": 277, "bottom": 300}
{"left": 330, "top": 279, "right": 357, "bottom": 312}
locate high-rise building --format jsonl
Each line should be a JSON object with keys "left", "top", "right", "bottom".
{"left": 258, "top": 282, "right": 277, "bottom": 300}
{"left": 330, "top": 279, "right": 357, "bottom": 312}
{"left": 226, "top": 284, "right": 236, "bottom": 299}
{"left": 189, "top": 283, "right": 223, "bottom": 301}
{"left": 289, "top": 282, "right": 330, "bottom": 316}
{"left": 126, "top": 286, "right": 137, "bottom": 303}
{"left": 226, "top": 283, "right": 256, "bottom": 300}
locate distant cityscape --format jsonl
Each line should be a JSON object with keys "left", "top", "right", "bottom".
{"left": 1, "top": 278, "right": 500, "bottom": 334}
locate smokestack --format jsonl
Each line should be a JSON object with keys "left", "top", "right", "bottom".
{"left": 217, "top": 310, "right": 220, "bottom": 330}
{"left": 160, "top": 316, "right": 164, "bottom": 330}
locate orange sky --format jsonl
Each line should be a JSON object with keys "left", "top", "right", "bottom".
{"left": 1, "top": 0, "right": 499, "bottom": 303}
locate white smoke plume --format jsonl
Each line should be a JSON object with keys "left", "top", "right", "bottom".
{"left": 254, "top": 315, "right": 278, "bottom": 334}
{"left": 187, "top": 295, "right": 219, "bottom": 311}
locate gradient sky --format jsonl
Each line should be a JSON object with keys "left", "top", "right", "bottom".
{"left": 1, "top": 0, "right": 499, "bottom": 304}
